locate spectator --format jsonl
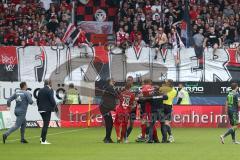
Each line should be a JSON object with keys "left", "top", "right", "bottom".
{"left": 154, "top": 27, "right": 168, "bottom": 59}
{"left": 134, "top": 34, "right": 146, "bottom": 47}
{"left": 168, "top": 26, "right": 184, "bottom": 65}
{"left": 151, "top": 0, "right": 161, "bottom": 13}
{"left": 223, "top": 5, "right": 235, "bottom": 17}
{"left": 129, "top": 25, "right": 141, "bottom": 43}
{"left": 203, "top": 26, "right": 222, "bottom": 59}
{"left": 116, "top": 27, "right": 129, "bottom": 47}
{"left": 236, "top": 45, "right": 240, "bottom": 63}
{"left": 222, "top": 21, "right": 235, "bottom": 46}
{"left": 193, "top": 28, "right": 204, "bottom": 58}
{"left": 0, "top": 0, "right": 72, "bottom": 46}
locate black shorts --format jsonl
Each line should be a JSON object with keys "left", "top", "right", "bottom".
{"left": 162, "top": 104, "right": 173, "bottom": 121}
{"left": 228, "top": 110, "right": 239, "bottom": 126}
{"left": 151, "top": 108, "right": 165, "bottom": 123}
{"left": 154, "top": 43, "right": 165, "bottom": 49}
{"left": 207, "top": 42, "right": 219, "bottom": 48}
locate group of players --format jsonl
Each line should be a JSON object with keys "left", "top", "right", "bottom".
{"left": 114, "top": 76, "right": 178, "bottom": 143}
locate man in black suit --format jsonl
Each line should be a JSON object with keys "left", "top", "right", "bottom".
{"left": 100, "top": 78, "right": 118, "bottom": 143}
{"left": 37, "top": 80, "right": 56, "bottom": 145}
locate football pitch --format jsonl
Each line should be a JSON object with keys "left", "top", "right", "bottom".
{"left": 0, "top": 127, "right": 240, "bottom": 160}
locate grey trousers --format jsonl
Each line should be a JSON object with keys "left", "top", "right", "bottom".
{"left": 4, "top": 112, "right": 27, "bottom": 141}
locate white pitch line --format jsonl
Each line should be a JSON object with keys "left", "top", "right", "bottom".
{"left": 7, "top": 128, "right": 89, "bottom": 142}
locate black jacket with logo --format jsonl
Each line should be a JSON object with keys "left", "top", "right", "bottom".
{"left": 99, "top": 84, "right": 118, "bottom": 114}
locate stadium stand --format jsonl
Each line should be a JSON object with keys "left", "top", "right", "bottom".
{"left": 116, "top": 0, "right": 240, "bottom": 48}
{"left": 0, "top": 0, "right": 239, "bottom": 47}
{"left": 0, "top": 0, "right": 71, "bottom": 46}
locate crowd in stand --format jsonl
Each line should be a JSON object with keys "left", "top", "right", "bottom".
{"left": 0, "top": 0, "right": 72, "bottom": 46}
{"left": 0, "top": 0, "right": 240, "bottom": 50}
{"left": 116, "top": 0, "right": 240, "bottom": 50}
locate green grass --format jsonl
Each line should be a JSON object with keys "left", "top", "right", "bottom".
{"left": 0, "top": 127, "right": 240, "bottom": 160}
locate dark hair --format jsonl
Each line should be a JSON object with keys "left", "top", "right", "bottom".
{"left": 166, "top": 79, "right": 174, "bottom": 87}
{"left": 20, "top": 82, "right": 27, "bottom": 89}
{"left": 44, "top": 79, "right": 51, "bottom": 86}
{"left": 178, "top": 83, "right": 184, "bottom": 87}
{"left": 69, "top": 83, "right": 74, "bottom": 88}
{"left": 127, "top": 76, "right": 133, "bottom": 80}
{"left": 127, "top": 76, "right": 134, "bottom": 83}
{"left": 106, "top": 78, "right": 115, "bottom": 84}
{"left": 125, "top": 82, "right": 132, "bottom": 90}
{"left": 143, "top": 79, "right": 152, "bottom": 85}
{"left": 231, "top": 83, "right": 238, "bottom": 90}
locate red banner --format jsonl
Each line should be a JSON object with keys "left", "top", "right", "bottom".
{"left": 60, "top": 105, "right": 230, "bottom": 128}
{"left": 0, "top": 105, "right": 8, "bottom": 111}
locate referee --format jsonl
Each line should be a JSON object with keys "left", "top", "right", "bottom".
{"left": 2, "top": 82, "right": 33, "bottom": 144}
{"left": 100, "top": 78, "right": 118, "bottom": 143}
{"left": 162, "top": 80, "right": 177, "bottom": 143}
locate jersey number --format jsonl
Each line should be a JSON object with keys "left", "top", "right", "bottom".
{"left": 227, "top": 93, "right": 233, "bottom": 106}
{"left": 122, "top": 97, "right": 130, "bottom": 108}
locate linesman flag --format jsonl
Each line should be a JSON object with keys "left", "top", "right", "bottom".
{"left": 62, "top": 23, "right": 80, "bottom": 46}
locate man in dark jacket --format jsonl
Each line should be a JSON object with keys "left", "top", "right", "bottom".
{"left": 100, "top": 78, "right": 118, "bottom": 143}
{"left": 147, "top": 85, "right": 168, "bottom": 143}
{"left": 37, "top": 80, "right": 56, "bottom": 145}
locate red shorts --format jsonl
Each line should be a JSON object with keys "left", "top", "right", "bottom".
{"left": 142, "top": 102, "right": 151, "bottom": 122}
{"left": 114, "top": 107, "right": 130, "bottom": 125}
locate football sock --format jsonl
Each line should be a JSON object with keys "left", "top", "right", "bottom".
{"left": 121, "top": 125, "right": 127, "bottom": 141}
{"left": 141, "top": 124, "right": 147, "bottom": 138}
{"left": 126, "top": 126, "right": 133, "bottom": 138}
{"left": 115, "top": 124, "right": 121, "bottom": 139}
{"left": 146, "top": 126, "right": 150, "bottom": 135}
{"left": 166, "top": 125, "right": 172, "bottom": 136}
{"left": 153, "top": 125, "right": 158, "bottom": 140}
{"left": 231, "top": 130, "right": 236, "bottom": 141}
{"left": 161, "top": 123, "right": 167, "bottom": 142}
{"left": 223, "top": 128, "right": 234, "bottom": 138}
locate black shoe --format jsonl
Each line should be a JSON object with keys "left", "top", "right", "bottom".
{"left": 135, "top": 137, "right": 146, "bottom": 142}
{"left": 21, "top": 139, "right": 28, "bottom": 144}
{"left": 103, "top": 138, "right": 108, "bottom": 143}
{"left": 146, "top": 140, "right": 154, "bottom": 143}
{"left": 117, "top": 139, "right": 121, "bottom": 143}
{"left": 161, "top": 140, "right": 170, "bottom": 143}
{"left": 109, "top": 139, "right": 114, "bottom": 143}
{"left": 2, "top": 134, "right": 7, "bottom": 144}
{"left": 104, "top": 138, "right": 114, "bottom": 143}
{"left": 104, "top": 140, "right": 114, "bottom": 143}
{"left": 154, "top": 139, "right": 160, "bottom": 143}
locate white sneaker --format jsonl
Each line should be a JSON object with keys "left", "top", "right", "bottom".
{"left": 169, "top": 135, "right": 175, "bottom": 143}
{"left": 124, "top": 139, "right": 129, "bottom": 144}
{"left": 137, "top": 134, "right": 142, "bottom": 139}
{"left": 220, "top": 135, "right": 225, "bottom": 144}
{"left": 41, "top": 140, "right": 51, "bottom": 145}
{"left": 233, "top": 141, "right": 240, "bottom": 144}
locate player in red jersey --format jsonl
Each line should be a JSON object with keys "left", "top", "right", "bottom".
{"left": 114, "top": 83, "right": 136, "bottom": 143}
{"left": 136, "top": 79, "right": 159, "bottom": 142}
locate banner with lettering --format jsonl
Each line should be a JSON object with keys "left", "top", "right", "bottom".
{"left": 0, "top": 46, "right": 239, "bottom": 83}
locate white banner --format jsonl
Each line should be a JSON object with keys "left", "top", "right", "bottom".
{"left": 110, "top": 47, "right": 232, "bottom": 82}
{"left": 0, "top": 82, "right": 94, "bottom": 121}
{"left": 78, "top": 21, "right": 113, "bottom": 34}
